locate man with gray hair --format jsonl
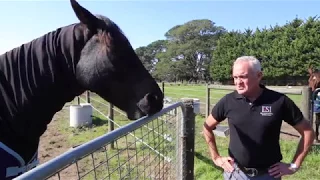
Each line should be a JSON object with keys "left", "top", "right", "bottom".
{"left": 203, "top": 56, "right": 315, "bottom": 179}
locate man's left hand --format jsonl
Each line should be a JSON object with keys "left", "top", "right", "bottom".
{"left": 268, "top": 162, "right": 297, "bottom": 178}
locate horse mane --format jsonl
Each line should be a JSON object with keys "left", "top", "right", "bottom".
{"left": 91, "top": 14, "right": 132, "bottom": 53}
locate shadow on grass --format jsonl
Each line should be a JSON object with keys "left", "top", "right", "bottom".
{"left": 92, "top": 116, "right": 109, "bottom": 126}
{"left": 195, "top": 152, "right": 223, "bottom": 173}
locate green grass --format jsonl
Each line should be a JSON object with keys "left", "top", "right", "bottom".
{"left": 162, "top": 84, "right": 302, "bottom": 107}
{"left": 55, "top": 84, "right": 318, "bottom": 180}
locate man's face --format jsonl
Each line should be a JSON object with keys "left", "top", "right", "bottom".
{"left": 232, "top": 61, "right": 262, "bottom": 95}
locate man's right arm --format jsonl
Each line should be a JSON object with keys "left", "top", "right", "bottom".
{"left": 203, "top": 114, "right": 221, "bottom": 161}
{"left": 202, "top": 96, "right": 234, "bottom": 172}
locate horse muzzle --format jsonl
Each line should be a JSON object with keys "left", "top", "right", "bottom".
{"left": 127, "top": 93, "right": 163, "bottom": 120}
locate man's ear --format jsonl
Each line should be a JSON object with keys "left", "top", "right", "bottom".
{"left": 257, "top": 71, "right": 263, "bottom": 80}
{"left": 70, "top": 0, "right": 100, "bottom": 33}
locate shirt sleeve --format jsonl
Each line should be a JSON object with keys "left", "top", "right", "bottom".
{"left": 211, "top": 95, "right": 228, "bottom": 122}
{"left": 282, "top": 95, "right": 304, "bottom": 126}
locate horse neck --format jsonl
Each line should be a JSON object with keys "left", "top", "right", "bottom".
{"left": 52, "top": 23, "right": 90, "bottom": 100}
{"left": 0, "top": 23, "right": 88, "bottom": 108}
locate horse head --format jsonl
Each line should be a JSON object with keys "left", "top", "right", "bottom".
{"left": 308, "top": 67, "right": 320, "bottom": 91}
{"left": 70, "top": 0, "right": 163, "bottom": 120}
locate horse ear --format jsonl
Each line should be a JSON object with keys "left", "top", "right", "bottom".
{"left": 70, "top": 0, "right": 100, "bottom": 32}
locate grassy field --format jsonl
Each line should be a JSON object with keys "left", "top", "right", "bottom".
{"left": 46, "top": 84, "right": 319, "bottom": 180}
{"left": 161, "top": 84, "right": 302, "bottom": 107}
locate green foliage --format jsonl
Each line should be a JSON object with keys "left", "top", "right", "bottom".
{"left": 135, "top": 16, "right": 320, "bottom": 84}
{"left": 135, "top": 40, "right": 168, "bottom": 73}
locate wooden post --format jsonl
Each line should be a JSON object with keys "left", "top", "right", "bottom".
{"left": 77, "top": 97, "right": 80, "bottom": 105}
{"left": 162, "top": 82, "right": 165, "bottom": 96}
{"left": 206, "top": 84, "right": 210, "bottom": 118}
{"left": 180, "top": 99, "right": 195, "bottom": 180}
{"left": 301, "top": 86, "right": 312, "bottom": 124}
{"left": 86, "top": 91, "right": 90, "bottom": 103}
{"left": 108, "top": 103, "right": 114, "bottom": 149}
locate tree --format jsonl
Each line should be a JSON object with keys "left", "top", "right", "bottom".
{"left": 158, "top": 19, "right": 227, "bottom": 82}
{"left": 135, "top": 40, "right": 167, "bottom": 73}
{"left": 210, "top": 16, "right": 320, "bottom": 82}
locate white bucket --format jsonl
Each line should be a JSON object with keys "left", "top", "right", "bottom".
{"left": 70, "top": 103, "right": 93, "bottom": 128}
{"left": 193, "top": 98, "right": 200, "bottom": 114}
{"left": 180, "top": 98, "right": 200, "bottom": 114}
{"left": 163, "top": 103, "right": 176, "bottom": 115}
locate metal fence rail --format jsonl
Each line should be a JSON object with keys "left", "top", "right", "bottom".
{"left": 14, "top": 101, "right": 195, "bottom": 180}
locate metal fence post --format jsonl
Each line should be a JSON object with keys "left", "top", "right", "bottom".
{"left": 108, "top": 103, "right": 115, "bottom": 149}
{"left": 180, "top": 99, "right": 195, "bottom": 180}
{"left": 162, "top": 82, "right": 165, "bottom": 96}
{"left": 86, "top": 91, "right": 90, "bottom": 103}
{"left": 206, "top": 84, "right": 210, "bottom": 118}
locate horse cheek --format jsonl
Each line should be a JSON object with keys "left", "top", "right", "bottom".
{"left": 75, "top": 57, "right": 98, "bottom": 90}
{"left": 76, "top": 55, "right": 112, "bottom": 93}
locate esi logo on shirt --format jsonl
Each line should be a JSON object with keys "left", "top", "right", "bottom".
{"left": 260, "top": 106, "right": 273, "bottom": 116}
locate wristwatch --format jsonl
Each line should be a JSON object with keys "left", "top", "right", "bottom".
{"left": 290, "top": 163, "right": 299, "bottom": 172}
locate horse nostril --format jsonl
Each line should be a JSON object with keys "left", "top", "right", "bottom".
{"left": 138, "top": 93, "right": 163, "bottom": 115}
{"left": 146, "top": 93, "right": 157, "bottom": 102}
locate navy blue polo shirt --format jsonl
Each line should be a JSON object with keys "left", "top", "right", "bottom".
{"left": 211, "top": 85, "right": 303, "bottom": 168}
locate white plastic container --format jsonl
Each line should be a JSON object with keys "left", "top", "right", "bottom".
{"left": 69, "top": 103, "right": 93, "bottom": 128}
{"left": 163, "top": 103, "right": 176, "bottom": 115}
{"left": 193, "top": 98, "right": 200, "bottom": 114}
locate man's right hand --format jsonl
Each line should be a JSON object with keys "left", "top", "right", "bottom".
{"left": 213, "top": 156, "right": 235, "bottom": 173}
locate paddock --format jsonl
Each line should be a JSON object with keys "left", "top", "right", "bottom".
{"left": 13, "top": 84, "right": 320, "bottom": 180}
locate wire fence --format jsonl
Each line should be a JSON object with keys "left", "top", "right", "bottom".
{"left": 159, "top": 82, "right": 310, "bottom": 119}
{"left": 15, "top": 100, "right": 196, "bottom": 180}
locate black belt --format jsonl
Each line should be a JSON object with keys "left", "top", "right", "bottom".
{"left": 237, "top": 163, "right": 269, "bottom": 177}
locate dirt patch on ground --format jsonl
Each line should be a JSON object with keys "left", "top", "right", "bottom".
{"left": 280, "top": 123, "right": 301, "bottom": 140}
{"left": 38, "top": 107, "right": 70, "bottom": 164}
{"left": 37, "top": 106, "right": 81, "bottom": 180}
{"left": 280, "top": 114, "right": 320, "bottom": 142}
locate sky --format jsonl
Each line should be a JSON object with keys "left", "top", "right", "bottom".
{"left": 0, "top": 0, "right": 320, "bottom": 54}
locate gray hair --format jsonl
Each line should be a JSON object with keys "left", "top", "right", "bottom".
{"left": 233, "top": 56, "right": 262, "bottom": 73}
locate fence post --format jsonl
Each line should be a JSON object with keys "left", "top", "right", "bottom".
{"left": 108, "top": 103, "right": 114, "bottom": 149}
{"left": 86, "top": 91, "right": 90, "bottom": 103}
{"left": 206, "top": 84, "right": 210, "bottom": 118}
{"left": 162, "top": 82, "right": 165, "bottom": 95}
{"left": 180, "top": 99, "right": 195, "bottom": 180}
{"left": 301, "top": 86, "right": 312, "bottom": 124}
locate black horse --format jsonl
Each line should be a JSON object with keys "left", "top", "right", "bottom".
{"left": 0, "top": 0, "right": 163, "bottom": 178}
